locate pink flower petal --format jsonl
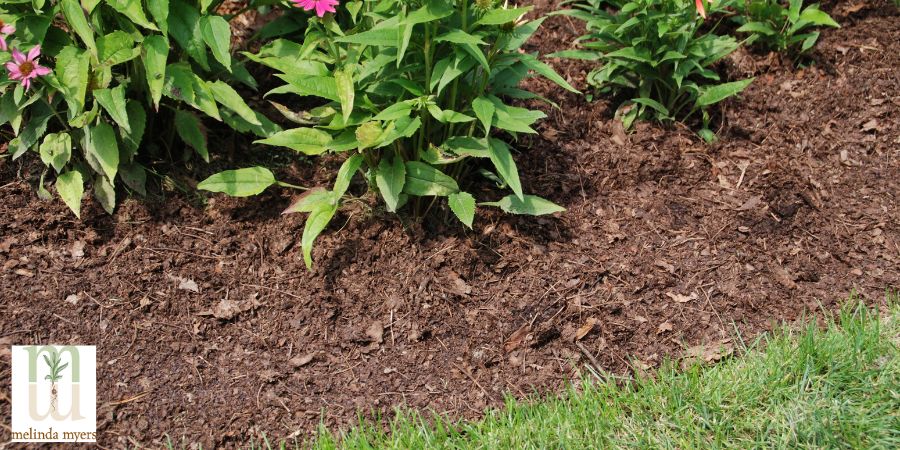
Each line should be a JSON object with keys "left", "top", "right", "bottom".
{"left": 11, "top": 49, "right": 25, "bottom": 65}
{"left": 33, "top": 65, "right": 51, "bottom": 76}
{"left": 27, "top": 45, "right": 41, "bottom": 61}
{"left": 0, "top": 37, "right": 7, "bottom": 52}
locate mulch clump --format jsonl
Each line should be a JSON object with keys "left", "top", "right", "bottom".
{"left": 1, "top": 1, "right": 897, "bottom": 447}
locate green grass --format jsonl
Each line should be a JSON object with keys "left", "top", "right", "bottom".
{"left": 179, "top": 296, "right": 900, "bottom": 449}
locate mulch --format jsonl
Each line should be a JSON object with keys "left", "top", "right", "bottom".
{"left": 1, "top": 1, "right": 898, "bottom": 448}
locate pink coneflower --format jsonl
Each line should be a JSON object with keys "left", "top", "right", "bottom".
{"left": 5, "top": 46, "right": 51, "bottom": 90}
{"left": 0, "top": 19, "right": 15, "bottom": 51}
{"left": 291, "top": 0, "right": 339, "bottom": 17}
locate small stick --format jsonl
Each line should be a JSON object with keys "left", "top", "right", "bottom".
{"left": 575, "top": 341, "right": 603, "bottom": 372}
{"left": 454, "top": 364, "right": 495, "bottom": 402}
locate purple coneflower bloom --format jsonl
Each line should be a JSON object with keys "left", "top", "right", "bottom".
{"left": 5, "top": 46, "right": 51, "bottom": 90}
{"left": 0, "top": 20, "right": 15, "bottom": 51}
{"left": 292, "top": 0, "right": 339, "bottom": 18}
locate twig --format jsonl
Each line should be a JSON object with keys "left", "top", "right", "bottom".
{"left": 454, "top": 364, "right": 496, "bottom": 402}
{"left": 575, "top": 341, "right": 603, "bottom": 372}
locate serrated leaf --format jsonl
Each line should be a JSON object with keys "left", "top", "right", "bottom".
{"left": 93, "top": 174, "right": 116, "bottom": 214}
{"left": 471, "top": 96, "right": 494, "bottom": 136}
{"left": 147, "top": 0, "right": 169, "bottom": 35}
{"left": 85, "top": 123, "right": 119, "bottom": 181}
{"left": 142, "top": 35, "right": 168, "bottom": 110}
{"left": 403, "top": 162, "right": 459, "bottom": 197}
{"left": 119, "top": 162, "right": 147, "bottom": 196}
{"left": 93, "top": 85, "right": 131, "bottom": 133}
{"left": 56, "top": 170, "right": 84, "bottom": 218}
{"left": 376, "top": 152, "right": 405, "bottom": 212}
{"left": 200, "top": 15, "right": 232, "bottom": 69}
{"left": 334, "top": 67, "right": 355, "bottom": 123}
{"left": 39, "top": 133, "right": 72, "bottom": 173}
{"left": 55, "top": 46, "right": 90, "bottom": 116}
{"left": 169, "top": 0, "right": 209, "bottom": 70}
{"left": 198, "top": 167, "right": 276, "bottom": 197}
{"left": 174, "top": 110, "right": 209, "bottom": 161}
{"left": 448, "top": 191, "right": 475, "bottom": 228}
{"left": 60, "top": 0, "right": 97, "bottom": 57}
{"left": 482, "top": 195, "right": 565, "bottom": 216}
{"left": 106, "top": 0, "right": 158, "bottom": 31}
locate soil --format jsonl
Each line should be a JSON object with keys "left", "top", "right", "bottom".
{"left": 1, "top": 1, "right": 898, "bottom": 448}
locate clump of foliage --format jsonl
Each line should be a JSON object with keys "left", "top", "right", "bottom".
{"left": 555, "top": 0, "right": 753, "bottom": 139}
{"left": 200, "top": 0, "right": 573, "bottom": 268}
{"left": 733, "top": 0, "right": 840, "bottom": 54}
{"left": 0, "top": 0, "right": 274, "bottom": 217}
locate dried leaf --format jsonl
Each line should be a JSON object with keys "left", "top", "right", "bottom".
{"left": 654, "top": 259, "right": 675, "bottom": 274}
{"left": 682, "top": 340, "right": 734, "bottom": 369}
{"left": 290, "top": 353, "right": 315, "bottom": 368}
{"left": 657, "top": 321, "right": 674, "bottom": 334}
{"left": 771, "top": 264, "right": 798, "bottom": 290}
{"left": 574, "top": 318, "right": 598, "bottom": 341}
{"left": 504, "top": 325, "right": 530, "bottom": 352}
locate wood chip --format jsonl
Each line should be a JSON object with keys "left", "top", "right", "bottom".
{"left": 504, "top": 325, "right": 530, "bottom": 352}
{"left": 657, "top": 321, "right": 674, "bottom": 334}
{"left": 666, "top": 292, "right": 698, "bottom": 303}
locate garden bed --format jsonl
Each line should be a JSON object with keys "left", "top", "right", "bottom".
{"left": 1, "top": 1, "right": 898, "bottom": 447}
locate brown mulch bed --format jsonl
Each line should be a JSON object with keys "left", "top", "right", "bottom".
{"left": 1, "top": 1, "right": 898, "bottom": 448}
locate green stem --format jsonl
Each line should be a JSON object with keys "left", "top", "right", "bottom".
{"left": 276, "top": 181, "right": 309, "bottom": 190}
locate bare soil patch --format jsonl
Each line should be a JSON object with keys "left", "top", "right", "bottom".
{"left": 1, "top": 2, "right": 898, "bottom": 448}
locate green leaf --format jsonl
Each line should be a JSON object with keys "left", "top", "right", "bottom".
{"left": 106, "top": 0, "right": 158, "bottom": 31}
{"left": 174, "top": 110, "right": 209, "bottom": 161}
{"left": 273, "top": 74, "right": 339, "bottom": 101}
{"left": 376, "top": 152, "right": 405, "bottom": 212}
{"left": 696, "top": 78, "right": 754, "bottom": 107}
{"left": 56, "top": 170, "right": 84, "bottom": 218}
{"left": 200, "top": 15, "right": 232, "bottom": 69}
{"left": 472, "top": 96, "right": 495, "bottom": 135}
{"left": 518, "top": 53, "right": 579, "bottom": 93}
{"left": 208, "top": 81, "right": 261, "bottom": 126}
{"left": 283, "top": 188, "right": 338, "bottom": 214}
{"left": 799, "top": 8, "right": 839, "bottom": 28}
{"left": 147, "top": 0, "right": 169, "bottom": 35}
{"left": 482, "top": 195, "right": 565, "bottom": 216}
{"left": 55, "top": 46, "right": 91, "bottom": 116}
{"left": 39, "top": 133, "right": 72, "bottom": 173}
{"left": 121, "top": 101, "right": 147, "bottom": 160}
{"left": 427, "top": 104, "right": 475, "bottom": 124}
{"left": 334, "top": 154, "right": 363, "bottom": 198}
{"left": 334, "top": 67, "right": 355, "bottom": 124}
{"left": 93, "top": 85, "right": 131, "bottom": 133}
{"left": 475, "top": 6, "right": 532, "bottom": 26}
{"left": 169, "top": 0, "right": 209, "bottom": 70}
{"left": 334, "top": 28, "right": 400, "bottom": 47}
{"left": 198, "top": 167, "right": 276, "bottom": 197}
{"left": 404, "top": 0, "right": 455, "bottom": 25}
{"left": 302, "top": 202, "right": 338, "bottom": 269}
{"left": 736, "top": 22, "right": 777, "bottom": 36}
{"left": 97, "top": 31, "right": 140, "bottom": 66}
{"left": 85, "top": 123, "right": 120, "bottom": 182}
{"left": 142, "top": 35, "right": 169, "bottom": 111}
{"left": 448, "top": 192, "right": 475, "bottom": 228}
{"left": 60, "top": 0, "right": 97, "bottom": 57}
{"left": 403, "top": 162, "right": 459, "bottom": 197}
{"left": 93, "top": 174, "right": 116, "bottom": 214}
{"left": 119, "top": 162, "right": 147, "bottom": 196}
{"left": 434, "top": 29, "right": 486, "bottom": 46}
{"left": 255, "top": 128, "right": 333, "bottom": 155}
{"left": 487, "top": 139, "right": 523, "bottom": 201}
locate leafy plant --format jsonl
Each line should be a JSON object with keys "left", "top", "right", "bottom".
{"left": 200, "top": 0, "right": 572, "bottom": 268}
{"left": 43, "top": 352, "right": 68, "bottom": 412}
{"left": 733, "top": 0, "right": 839, "bottom": 54}
{"left": 0, "top": 0, "right": 275, "bottom": 217}
{"left": 555, "top": 0, "right": 753, "bottom": 139}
